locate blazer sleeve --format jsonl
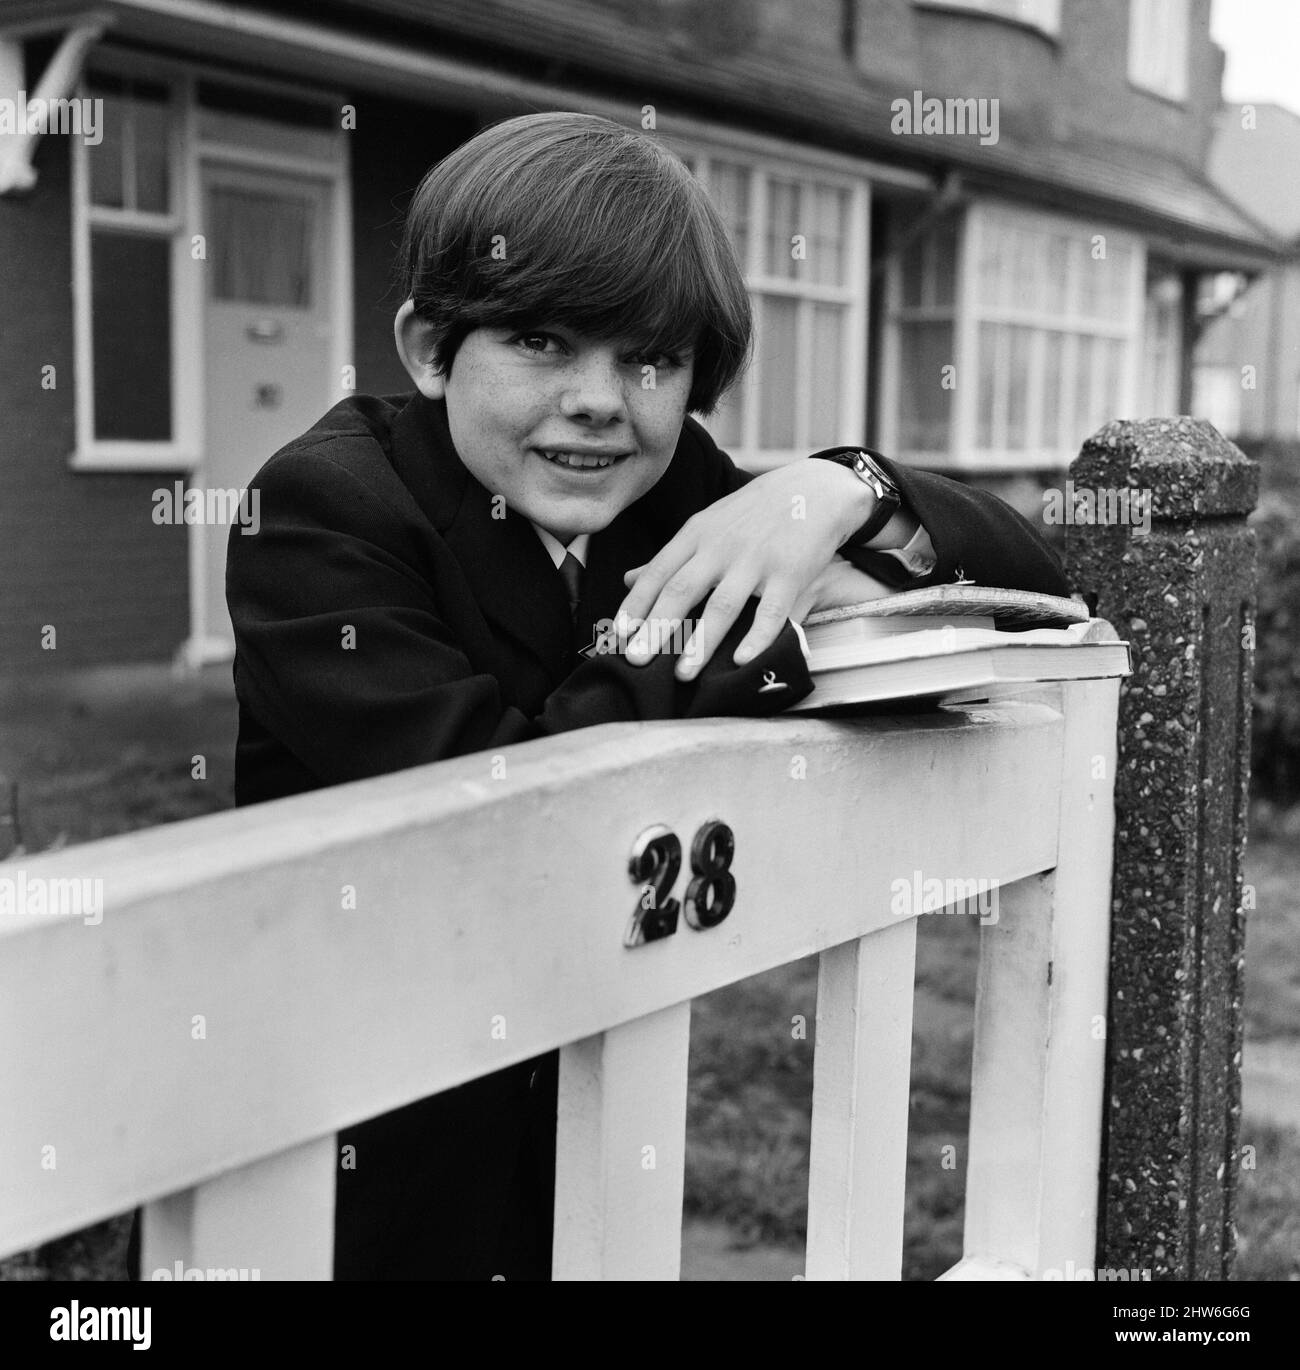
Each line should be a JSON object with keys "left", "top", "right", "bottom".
{"left": 690, "top": 419, "right": 1070, "bottom": 596}
{"left": 838, "top": 454, "right": 1072, "bottom": 596}
{"left": 227, "top": 448, "right": 809, "bottom": 792}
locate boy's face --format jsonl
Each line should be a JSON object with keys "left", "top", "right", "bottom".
{"left": 400, "top": 311, "right": 693, "bottom": 544}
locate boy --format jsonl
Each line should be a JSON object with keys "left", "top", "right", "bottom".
{"left": 220, "top": 112, "right": 1070, "bottom": 1280}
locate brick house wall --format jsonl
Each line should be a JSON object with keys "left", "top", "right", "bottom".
{"left": 0, "top": 92, "right": 188, "bottom": 674}
{"left": 850, "top": 0, "right": 1222, "bottom": 168}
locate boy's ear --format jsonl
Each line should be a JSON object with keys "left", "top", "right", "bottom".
{"left": 394, "top": 298, "right": 447, "bottom": 400}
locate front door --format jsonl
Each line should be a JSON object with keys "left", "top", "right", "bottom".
{"left": 193, "top": 162, "right": 336, "bottom": 660}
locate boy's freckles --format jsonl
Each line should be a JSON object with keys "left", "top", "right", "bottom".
{"left": 441, "top": 328, "right": 692, "bottom": 543}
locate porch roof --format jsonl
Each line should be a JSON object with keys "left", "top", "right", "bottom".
{"left": 3, "top": 0, "right": 1282, "bottom": 270}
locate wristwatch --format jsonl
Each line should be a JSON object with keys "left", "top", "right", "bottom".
{"left": 809, "top": 447, "right": 902, "bottom": 549}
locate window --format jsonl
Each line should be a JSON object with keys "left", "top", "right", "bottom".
{"left": 1128, "top": 0, "right": 1189, "bottom": 101}
{"left": 208, "top": 185, "right": 316, "bottom": 307}
{"left": 681, "top": 153, "right": 869, "bottom": 468}
{"left": 914, "top": 0, "right": 1061, "bottom": 37}
{"left": 887, "top": 203, "right": 1144, "bottom": 467}
{"left": 71, "top": 74, "right": 196, "bottom": 469}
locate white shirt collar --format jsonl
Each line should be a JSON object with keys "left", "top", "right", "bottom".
{"left": 531, "top": 524, "right": 589, "bottom": 569}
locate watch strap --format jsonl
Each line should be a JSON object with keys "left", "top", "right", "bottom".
{"left": 809, "top": 447, "right": 902, "bottom": 548}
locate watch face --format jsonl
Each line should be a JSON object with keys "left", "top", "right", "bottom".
{"left": 856, "top": 452, "right": 898, "bottom": 495}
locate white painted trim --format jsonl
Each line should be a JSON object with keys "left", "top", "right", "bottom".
{"left": 848, "top": 179, "right": 871, "bottom": 442}
{"left": 0, "top": 18, "right": 109, "bottom": 194}
{"left": 68, "top": 445, "right": 197, "bottom": 472}
{"left": 191, "top": 141, "right": 340, "bottom": 175}
{"left": 85, "top": 204, "right": 179, "bottom": 231}
{"left": 70, "top": 69, "right": 189, "bottom": 467}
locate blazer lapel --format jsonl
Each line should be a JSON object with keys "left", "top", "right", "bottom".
{"left": 387, "top": 394, "right": 573, "bottom": 679}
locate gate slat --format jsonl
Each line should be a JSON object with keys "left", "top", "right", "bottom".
{"left": 552, "top": 1002, "right": 691, "bottom": 1280}
{"left": 140, "top": 1135, "right": 335, "bottom": 1281}
{"left": 805, "top": 918, "right": 918, "bottom": 1280}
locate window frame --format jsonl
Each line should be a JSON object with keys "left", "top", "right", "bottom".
{"left": 70, "top": 70, "right": 198, "bottom": 471}
{"left": 660, "top": 133, "right": 872, "bottom": 471}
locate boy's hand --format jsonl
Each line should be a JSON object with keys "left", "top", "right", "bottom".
{"left": 616, "top": 459, "right": 892, "bottom": 679}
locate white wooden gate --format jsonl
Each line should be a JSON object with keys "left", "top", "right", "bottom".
{"left": 0, "top": 650, "right": 1124, "bottom": 1280}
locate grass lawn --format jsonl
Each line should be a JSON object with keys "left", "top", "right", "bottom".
{"left": 1, "top": 667, "right": 1296, "bottom": 1281}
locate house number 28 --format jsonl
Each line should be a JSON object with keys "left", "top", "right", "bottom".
{"left": 625, "top": 819, "right": 736, "bottom": 948}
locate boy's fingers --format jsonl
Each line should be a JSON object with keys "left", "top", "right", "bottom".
{"left": 613, "top": 558, "right": 717, "bottom": 660}
{"left": 733, "top": 582, "right": 799, "bottom": 666}
{"left": 675, "top": 574, "right": 755, "bottom": 680}
{"left": 624, "top": 564, "right": 720, "bottom": 665}
{"left": 615, "top": 554, "right": 681, "bottom": 635}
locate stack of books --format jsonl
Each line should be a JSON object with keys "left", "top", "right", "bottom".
{"left": 791, "top": 584, "right": 1131, "bottom": 711}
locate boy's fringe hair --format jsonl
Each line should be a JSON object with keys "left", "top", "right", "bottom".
{"left": 397, "top": 111, "right": 751, "bottom": 415}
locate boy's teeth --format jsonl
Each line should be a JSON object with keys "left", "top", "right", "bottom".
{"left": 542, "top": 450, "right": 616, "bottom": 468}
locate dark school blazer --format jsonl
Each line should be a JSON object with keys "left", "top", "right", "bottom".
{"left": 222, "top": 391, "right": 1072, "bottom": 1280}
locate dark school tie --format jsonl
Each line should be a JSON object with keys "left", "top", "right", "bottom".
{"left": 558, "top": 550, "right": 584, "bottom": 624}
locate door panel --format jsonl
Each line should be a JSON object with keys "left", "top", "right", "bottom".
{"left": 199, "top": 163, "right": 335, "bottom": 656}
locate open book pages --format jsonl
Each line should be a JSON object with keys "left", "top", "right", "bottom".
{"left": 802, "top": 583, "right": 1092, "bottom": 633}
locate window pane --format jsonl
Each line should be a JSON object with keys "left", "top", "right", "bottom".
{"left": 709, "top": 160, "right": 750, "bottom": 269}
{"left": 1006, "top": 325, "right": 1033, "bottom": 449}
{"left": 1106, "top": 244, "right": 1133, "bottom": 315}
{"left": 1100, "top": 339, "right": 1126, "bottom": 426}
{"left": 87, "top": 88, "right": 124, "bottom": 208}
{"left": 132, "top": 95, "right": 171, "bottom": 214}
{"left": 1039, "top": 330, "right": 1065, "bottom": 450}
{"left": 1074, "top": 335, "right": 1098, "bottom": 439}
{"left": 209, "top": 186, "right": 315, "bottom": 307}
{"left": 87, "top": 79, "right": 171, "bottom": 213}
{"left": 1044, "top": 233, "right": 1073, "bottom": 314}
{"left": 930, "top": 214, "right": 958, "bottom": 308}
{"left": 1011, "top": 229, "right": 1046, "bottom": 313}
{"left": 1078, "top": 246, "right": 1110, "bottom": 320}
{"left": 766, "top": 178, "right": 802, "bottom": 279}
{"left": 977, "top": 221, "right": 1007, "bottom": 309}
{"left": 899, "top": 321, "right": 953, "bottom": 452}
{"left": 707, "top": 375, "right": 745, "bottom": 449}
{"left": 757, "top": 295, "right": 798, "bottom": 447}
{"left": 810, "top": 184, "right": 849, "bottom": 287}
{"left": 900, "top": 232, "right": 925, "bottom": 308}
{"left": 91, "top": 231, "right": 171, "bottom": 441}
{"left": 808, "top": 304, "right": 845, "bottom": 446}
{"left": 977, "top": 322, "right": 1001, "bottom": 448}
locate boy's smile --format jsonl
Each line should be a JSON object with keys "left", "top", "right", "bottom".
{"left": 399, "top": 312, "right": 694, "bottom": 545}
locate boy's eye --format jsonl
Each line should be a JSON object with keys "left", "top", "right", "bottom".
{"left": 629, "top": 349, "right": 685, "bottom": 370}
{"left": 510, "top": 331, "right": 563, "bottom": 355}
